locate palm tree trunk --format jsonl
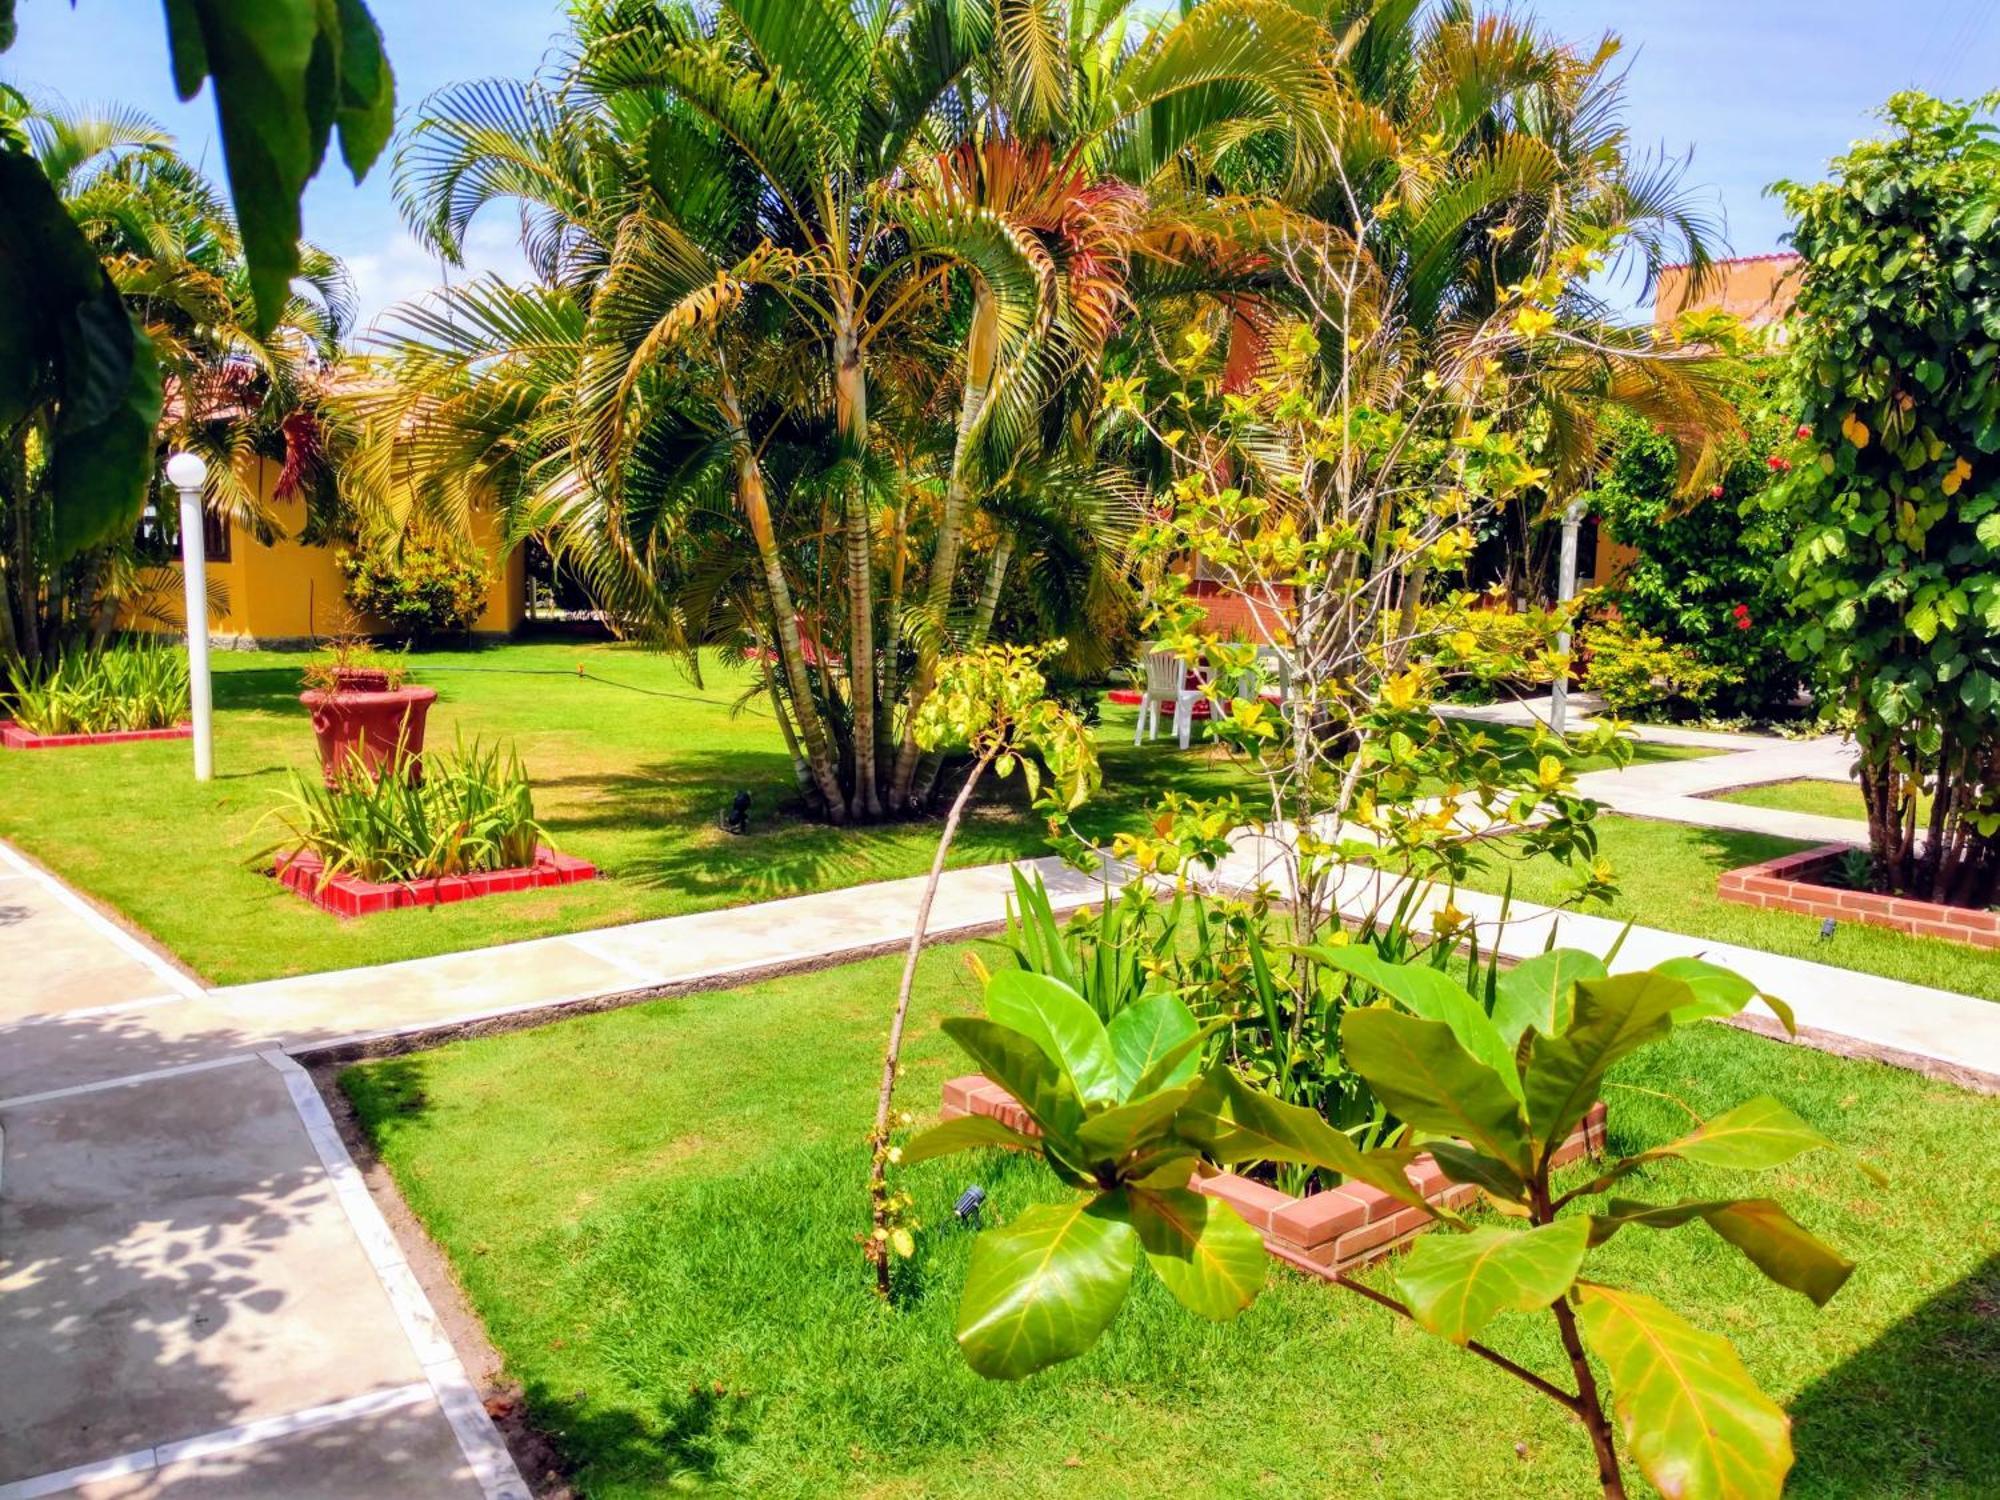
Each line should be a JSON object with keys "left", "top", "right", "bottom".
{"left": 834, "top": 300, "right": 882, "bottom": 820}
{"left": 969, "top": 532, "right": 1014, "bottom": 647}
{"left": 890, "top": 288, "right": 998, "bottom": 810}
{"left": 721, "top": 381, "right": 846, "bottom": 821}
{"left": 877, "top": 489, "right": 909, "bottom": 784}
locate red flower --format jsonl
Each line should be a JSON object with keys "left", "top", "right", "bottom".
{"left": 1767, "top": 455, "right": 1792, "bottom": 472}
{"left": 1796, "top": 424, "right": 1813, "bottom": 440}
{"left": 1709, "top": 484, "right": 1726, "bottom": 500}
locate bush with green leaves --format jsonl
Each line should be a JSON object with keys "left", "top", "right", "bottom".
{"left": 259, "top": 736, "right": 545, "bottom": 884}
{"left": 1585, "top": 396, "right": 1807, "bottom": 721}
{"left": 338, "top": 537, "right": 489, "bottom": 641}
{"left": 1765, "top": 91, "right": 2000, "bottom": 904}
{"left": 5, "top": 638, "right": 188, "bottom": 734}
{"left": 1581, "top": 613, "right": 1740, "bottom": 717}
{"left": 912, "top": 946, "right": 1867, "bottom": 1500}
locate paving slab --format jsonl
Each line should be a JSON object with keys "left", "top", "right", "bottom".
{"left": 60, "top": 1392, "right": 484, "bottom": 1499}
{"left": 0, "top": 1065, "right": 429, "bottom": 1482}
{"left": 0, "top": 877, "right": 181, "bottom": 1024}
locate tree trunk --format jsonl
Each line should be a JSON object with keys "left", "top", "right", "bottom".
{"left": 890, "top": 287, "right": 998, "bottom": 811}
{"left": 721, "top": 381, "right": 846, "bottom": 821}
{"left": 877, "top": 489, "right": 909, "bottom": 794}
{"left": 867, "top": 753, "right": 989, "bottom": 1296}
{"left": 834, "top": 301, "right": 881, "bottom": 820}
{"left": 968, "top": 532, "right": 1014, "bottom": 648}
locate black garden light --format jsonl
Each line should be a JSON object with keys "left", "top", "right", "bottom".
{"left": 954, "top": 1184, "right": 987, "bottom": 1226}
{"left": 720, "top": 789, "right": 752, "bottom": 835}
{"left": 1819, "top": 916, "right": 1837, "bottom": 941}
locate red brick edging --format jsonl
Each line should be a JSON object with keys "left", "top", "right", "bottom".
{"left": 1718, "top": 844, "right": 2000, "bottom": 949}
{"left": 274, "top": 846, "right": 597, "bottom": 917}
{"left": 0, "top": 719, "right": 192, "bottom": 750}
{"left": 941, "top": 1075, "right": 1607, "bottom": 1278}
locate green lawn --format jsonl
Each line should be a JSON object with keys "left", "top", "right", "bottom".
{"left": 0, "top": 639, "right": 1707, "bottom": 988}
{"left": 344, "top": 944, "right": 2000, "bottom": 1499}
{"left": 1455, "top": 815, "right": 2000, "bottom": 1001}
{"left": 0, "top": 641, "right": 1252, "bottom": 985}
{"left": 1709, "top": 776, "right": 1925, "bottom": 825}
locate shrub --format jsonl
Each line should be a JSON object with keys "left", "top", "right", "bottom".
{"left": 5, "top": 639, "right": 189, "bottom": 734}
{"left": 338, "top": 537, "right": 489, "bottom": 640}
{"left": 1586, "top": 398, "right": 1808, "bottom": 721}
{"left": 260, "top": 737, "right": 546, "bottom": 884}
{"left": 1581, "top": 614, "right": 1739, "bottom": 715}
{"left": 1766, "top": 92, "right": 2000, "bottom": 904}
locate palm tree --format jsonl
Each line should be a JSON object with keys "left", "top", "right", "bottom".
{"left": 379, "top": 0, "right": 1320, "bottom": 821}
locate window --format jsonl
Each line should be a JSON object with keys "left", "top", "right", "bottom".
{"left": 133, "top": 500, "right": 232, "bottom": 563}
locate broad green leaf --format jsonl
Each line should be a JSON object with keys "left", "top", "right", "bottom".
{"left": 1653, "top": 957, "right": 1797, "bottom": 1034}
{"left": 0, "top": 151, "right": 162, "bottom": 561}
{"left": 1576, "top": 1282, "right": 1793, "bottom": 1500}
{"left": 1341, "top": 1008, "right": 1533, "bottom": 1174}
{"left": 1523, "top": 972, "right": 1693, "bottom": 1154}
{"left": 1644, "top": 1096, "right": 1843, "bottom": 1174}
{"left": 1119, "top": 1185, "right": 1266, "bottom": 1322}
{"left": 1591, "top": 1198, "right": 1855, "bottom": 1307}
{"left": 956, "top": 1197, "right": 1138, "bottom": 1380}
{"left": 1492, "top": 949, "right": 1606, "bottom": 1047}
{"left": 1074, "top": 1083, "right": 1201, "bottom": 1162}
{"left": 985, "top": 970, "right": 1119, "bottom": 1105}
{"left": 1126, "top": 1023, "right": 1220, "bottom": 1101}
{"left": 162, "top": 0, "right": 396, "bottom": 331}
{"left": 1309, "top": 945, "right": 1521, "bottom": 1098}
{"left": 1426, "top": 1140, "right": 1529, "bottom": 1204}
{"left": 939, "top": 1017, "right": 1085, "bottom": 1149}
{"left": 901, "top": 1112, "right": 1039, "bottom": 1165}
{"left": 1106, "top": 992, "right": 1201, "bottom": 1099}
{"left": 1393, "top": 1217, "right": 1589, "bottom": 1344}
{"left": 1180, "top": 1067, "right": 1439, "bottom": 1219}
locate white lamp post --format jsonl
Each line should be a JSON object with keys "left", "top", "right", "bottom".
{"left": 1549, "top": 499, "right": 1585, "bottom": 735}
{"left": 165, "top": 451, "right": 213, "bottom": 781}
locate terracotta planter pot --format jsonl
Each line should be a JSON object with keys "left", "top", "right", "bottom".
{"left": 299, "top": 682, "right": 438, "bottom": 786}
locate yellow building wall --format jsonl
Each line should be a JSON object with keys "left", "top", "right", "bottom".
{"left": 133, "top": 455, "right": 524, "bottom": 645}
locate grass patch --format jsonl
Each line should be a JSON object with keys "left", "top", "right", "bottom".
{"left": 345, "top": 946, "right": 2000, "bottom": 1499}
{"left": 1709, "top": 776, "right": 1930, "bottom": 826}
{"left": 0, "top": 641, "right": 1254, "bottom": 985}
{"left": 1456, "top": 816, "right": 2000, "bottom": 1002}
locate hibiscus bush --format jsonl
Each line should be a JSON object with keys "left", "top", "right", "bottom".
{"left": 1585, "top": 395, "right": 1806, "bottom": 721}
{"left": 1763, "top": 92, "right": 2000, "bottom": 903}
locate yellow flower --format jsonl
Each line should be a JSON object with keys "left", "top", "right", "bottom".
{"left": 891, "top": 1228, "right": 916, "bottom": 1260}
{"left": 1942, "top": 456, "right": 1973, "bottom": 496}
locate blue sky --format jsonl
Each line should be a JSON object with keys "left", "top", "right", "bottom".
{"left": 6, "top": 1, "right": 1997, "bottom": 333}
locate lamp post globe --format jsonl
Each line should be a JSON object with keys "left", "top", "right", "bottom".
{"left": 165, "top": 450, "right": 208, "bottom": 493}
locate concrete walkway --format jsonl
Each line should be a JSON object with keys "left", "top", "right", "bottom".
{"left": 0, "top": 843, "right": 1112, "bottom": 1497}
{"left": 0, "top": 720, "right": 1982, "bottom": 1495}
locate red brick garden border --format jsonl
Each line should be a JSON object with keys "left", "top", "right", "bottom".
{"left": 274, "top": 846, "right": 597, "bottom": 918}
{"left": 1718, "top": 844, "right": 2000, "bottom": 949}
{"left": 941, "top": 1075, "right": 1607, "bottom": 1279}
{"left": 0, "top": 719, "right": 192, "bottom": 750}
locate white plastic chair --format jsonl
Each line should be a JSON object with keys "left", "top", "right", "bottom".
{"left": 1135, "top": 650, "right": 1201, "bottom": 749}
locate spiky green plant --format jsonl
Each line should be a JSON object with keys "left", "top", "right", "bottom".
{"left": 5, "top": 639, "right": 189, "bottom": 735}
{"left": 259, "top": 735, "right": 548, "bottom": 885}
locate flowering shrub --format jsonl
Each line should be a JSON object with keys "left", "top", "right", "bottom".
{"left": 1764, "top": 91, "right": 2000, "bottom": 903}
{"left": 1584, "top": 396, "right": 1807, "bottom": 720}
{"left": 338, "top": 537, "right": 489, "bottom": 640}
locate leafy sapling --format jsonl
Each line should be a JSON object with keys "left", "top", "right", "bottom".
{"left": 915, "top": 944, "right": 1871, "bottom": 1500}
{"left": 864, "top": 644, "right": 1097, "bottom": 1297}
